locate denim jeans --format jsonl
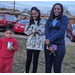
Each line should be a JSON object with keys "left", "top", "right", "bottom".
{"left": 44, "top": 44, "right": 66, "bottom": 73}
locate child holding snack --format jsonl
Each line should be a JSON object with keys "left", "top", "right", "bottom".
{"left": 0, "top": 24, "right": 18, "bottom": 73}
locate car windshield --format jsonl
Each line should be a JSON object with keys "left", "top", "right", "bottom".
{"left": 73, "top": 25, "right": 75, "bottom": 29}
{"left": 18, "top": 20, "right": 27, "bottom": 24}
{"left": 0, "top": 15, "right": 4, "bottom": 19}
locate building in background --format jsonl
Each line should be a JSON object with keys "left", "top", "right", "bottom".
{"left": 0, "top": 10, "right": 75, "bottom": 25}
{"left": 40, "top": 13, "right": 50, "bottom": 20}
{"left": 65, "top": 14, "right": 75, "bottom": 25}
{"left": 0, "top": 10, "right": 30, "bottom": 21}
{"left": 40, "top": 13, "right": 75, "bottom": 25}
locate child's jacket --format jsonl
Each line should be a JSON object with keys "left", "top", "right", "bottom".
{"left": 0, "top": 37, "right": 18, "bottom": 58}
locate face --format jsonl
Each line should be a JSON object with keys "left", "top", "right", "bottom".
{"left": 5, "top": 30, "right": 13, "bottom": 39}
{"left": 53, "top": 5, "right": 61, "bottom": 17}
{"left": 31, "top": 10, "right": 39, "bottom": 20}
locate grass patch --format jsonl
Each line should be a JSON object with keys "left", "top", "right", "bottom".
{"left": 0, "top": 35, "right": 75, "bottom": 73}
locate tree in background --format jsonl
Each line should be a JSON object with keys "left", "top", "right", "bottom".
{"left": 22, "top": 8, "right": 31, "bottom": 15}
{"left": 63, "top": 6, "right": 71, "bottom": 15}
{"left": 0, "top": 7, "right": 20, "bottom": 12}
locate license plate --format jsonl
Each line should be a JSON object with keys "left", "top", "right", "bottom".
{"left": 20, "top": 26, "right": 25, "bottom": 28}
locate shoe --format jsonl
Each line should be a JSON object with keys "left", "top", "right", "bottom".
{"left": 24, "top": 71, "right": 30, "bottom": 73}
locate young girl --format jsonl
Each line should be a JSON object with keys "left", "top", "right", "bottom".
{"left": 0, "top": 24, "right": 18, "bottom": 73}
{"left": 24, "top": 7, "right": 45, "bottom": 73}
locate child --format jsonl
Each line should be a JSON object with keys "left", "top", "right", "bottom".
{"left": 0, "top": 24, "right": 18, "bottom": 73}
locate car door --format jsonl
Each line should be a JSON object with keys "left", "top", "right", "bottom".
{"left": 6, "top": 15, "right": 12, "bottom": 27}
{"left": 0, "top": 15, "right": 5, "bottom": 26}
{"left": 13, "top": 16, "right": 18, "bottom": 26}
{"left": 11, "top": 16, "right": 17, "bottom": 26}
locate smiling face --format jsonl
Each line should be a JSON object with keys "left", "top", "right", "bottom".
{"left": 53, "top": 5, "right": 61, "bottom": 18}
{"left": 31, "top": 10, "right": 39, "bottom": 20}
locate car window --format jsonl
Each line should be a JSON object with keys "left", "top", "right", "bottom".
{"left": 0, "top": 15, "right": 4, "bottom": 19}
{"left": 14, "top": 17, "right": 17, "bottom": 21}
{"left": 6, "top": 15, "right": 10, "bottom": 20}
{"left": 11, "top": 16, "right": 14, "bottom": 21}
{"left": 18, "top": 20, "right": 28, "bottom": 24}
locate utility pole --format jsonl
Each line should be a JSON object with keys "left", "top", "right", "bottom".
{"left": 14, "top": 1, "right": 15, "bottom": 12}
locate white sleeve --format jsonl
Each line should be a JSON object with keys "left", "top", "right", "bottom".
{"left": 37, "top": 19, "right": 46, "bottom": 35}
{"left": 24, "top": 21, "right": 34, "bottom": 35}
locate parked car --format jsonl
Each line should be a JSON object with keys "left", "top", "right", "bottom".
{"left": 66, "top": 24, "right": 75, "bottom": 41}
{"left": 0, "top": 14, "right": 18, "bottom": 30}
{"left": 14, "top": 20, "right": 28, "bottom": 34}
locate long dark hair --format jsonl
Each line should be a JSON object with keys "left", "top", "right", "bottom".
{"left": 29, "top": 7, "right": 41, "bottom": 26}
{"left": 49, "top": 3, "right": 63, "bottom": 21}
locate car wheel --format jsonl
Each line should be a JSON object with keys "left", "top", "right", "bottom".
{"left": 71, "top": 34, "right": 73, "bottom": 42}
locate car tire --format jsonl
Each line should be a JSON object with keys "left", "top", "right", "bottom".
{"left": 71, "top": 34, "right": 73, "bottom": 42}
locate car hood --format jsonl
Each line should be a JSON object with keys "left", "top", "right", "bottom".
{"left": 15, "top": 23, "right": 26, "bottom": 27}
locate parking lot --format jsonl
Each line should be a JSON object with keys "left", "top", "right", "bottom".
{"left": 0, "top": 29, "right": 75, "bottom": 46}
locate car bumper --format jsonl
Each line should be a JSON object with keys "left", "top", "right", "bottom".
{"left": 72, "top": 35, "right": 75, "bottom": 41}
{"left": 0, "top": 26, "right": 6, "bottom": 28}
{"left": 14, "top": 27, "right": 24, "bottom": 33}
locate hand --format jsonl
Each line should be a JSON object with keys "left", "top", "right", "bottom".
{"left": 48, "top": 46, "right": 54, "bottom": 53}
{"left": 9, "top": 46, "right": 15, "bottom": 51}
{"left": 45, "top": 39, "right": 50, "bottom": 45}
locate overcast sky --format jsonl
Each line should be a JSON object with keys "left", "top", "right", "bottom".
{"left": 0, "top": 1, "right": 75, "bottom": 16}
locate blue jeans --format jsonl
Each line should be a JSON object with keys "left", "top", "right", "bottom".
{"left": 44, "top": 44, "right": 66, "bottom": 73}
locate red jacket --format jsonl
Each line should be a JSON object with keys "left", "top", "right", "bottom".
{"left": 0, "top": 37, "right": 18, "bottom": 58}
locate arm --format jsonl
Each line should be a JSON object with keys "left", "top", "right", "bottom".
{"left": 45, "top": 19, "right": 52, "bottom": 47}
{"left": 24, "top": 20, "right": 35, "bottom": 35}
{"left": 37, "top": 19, "right": 46, "bottom": 35}
{"left": 13, "top": 39, "right": 18, "bottom": 52}
{"left": 49, "top": 15, "right": 68, "bottom": 43}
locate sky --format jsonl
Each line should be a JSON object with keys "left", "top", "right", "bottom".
{"left": 0, "top": 1, "right": 75, "bottom": 16}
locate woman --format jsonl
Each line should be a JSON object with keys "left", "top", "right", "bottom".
{"left": 45, "top": 3, "right": 68, "bottom": 73}
{"left": 24, "top": 7, "right": 45, "bottom": 73}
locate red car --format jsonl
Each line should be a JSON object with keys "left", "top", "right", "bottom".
{"left": 66, "top": 24, "right": 75, "bottom": 41}
{"left": 0, "top": 14, "right": 18, "bottom": 30}
{"left": 14, "top": 20, "right": 28, "bottom": 34}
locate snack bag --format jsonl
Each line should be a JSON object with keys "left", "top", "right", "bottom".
{"left": 7, "top": 41, "right": 13, "bottom": 49}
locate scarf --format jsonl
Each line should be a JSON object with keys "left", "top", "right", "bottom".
{"left": 52, "top": 19, "right": 59, "bottom": 27}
